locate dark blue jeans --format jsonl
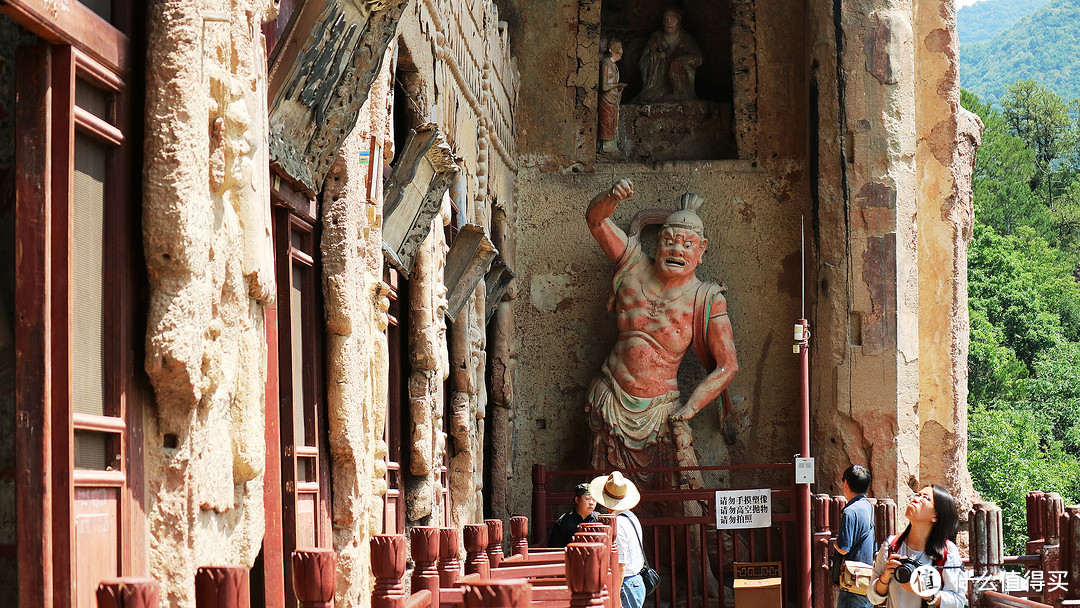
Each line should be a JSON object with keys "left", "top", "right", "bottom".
{"left": 837, "top": 589, "right": 872, "bottom": 608}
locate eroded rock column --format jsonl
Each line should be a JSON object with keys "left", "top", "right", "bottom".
{"left": 143, "top": 1, "right": 276, "bottom": 604}
{"left": 913, "top": 0, "right": 980, "bottom": 516}
{"left": 812, "top": 0, "right": 921, "bottom": 503}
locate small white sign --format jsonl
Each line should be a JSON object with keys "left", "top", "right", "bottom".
{"left": 715, "top": 489, "right": 772, "bottom": 529}
{"left": 795, "top": 457, "right": 815, "bottom": 484}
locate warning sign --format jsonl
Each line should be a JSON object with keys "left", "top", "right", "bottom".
{"left": 715, "top": 489, "right": 772, "bottom": 529}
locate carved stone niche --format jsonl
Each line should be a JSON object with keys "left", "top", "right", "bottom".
{"left": 444, "top": 225, "right": 498, "bottom": 323}
{"left": 598, "top": 0, "right": 744, "bottom": 161}
{"left": 484, "top": 258, "right": 515, "bottom": 324}
{"left": 268, "top": 0, "right": 411, "bottom": 197}
{"left": 382, "top": 124, "right": 459, "bottom": 274}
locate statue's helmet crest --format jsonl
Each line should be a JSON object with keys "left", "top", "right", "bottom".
{"left": 663, "top": 192, "right": 706, "bottom": 238}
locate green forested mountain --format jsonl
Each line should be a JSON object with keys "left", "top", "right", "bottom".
{"left": 960, "top": 0, "right": 1080, "bottom": 104}
{"left": 958, "top": 0, "right": 1051, "bottom": 45}
{"left": 963, "top": 83, "right": 1080, "bottom": 553}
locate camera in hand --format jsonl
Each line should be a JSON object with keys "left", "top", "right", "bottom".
{"left": 893, "top": 557, "right": 943, "bottom": 599}
{"left": 893, "top": 557, "right": 924, "bottom": 584}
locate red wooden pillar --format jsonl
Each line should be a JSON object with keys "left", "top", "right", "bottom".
{"left": 371, "top": 534, "right": 407, "bottom": 608}
{"left": 97, "top": 578, "right": 159, "bottom": 608}
{"left": 462, "top": 579, "right": 531, "bottom": 608}
{"left": 195, "top": 566, "right": 250, "bottom": 608}
{"left": 485, "top": 519, "right": 505, "bottom": 569}
{"left": 510, "top": 516, "right": 529, "bottom": 557}
{"left": 566, "top": 543, "right": 605, "bottom": 608}
{"left": 464, "top": 524, "right": 490, "bottom": 578}
{"left": 438, "top": 527, "right": 461, "bottom": 587}
{"left": 291, "top": 549, "right": 335, "bottom": 608}
{"left": 410, "top": 527, "right": 441, "bottom": 607}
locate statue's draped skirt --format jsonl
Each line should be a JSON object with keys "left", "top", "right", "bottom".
{"left": 588, "top": 365, "right": 702, "bottom": 491}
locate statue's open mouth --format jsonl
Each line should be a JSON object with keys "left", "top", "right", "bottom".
{"left": 664, "top": 257, "right": 686, "bottom": 268}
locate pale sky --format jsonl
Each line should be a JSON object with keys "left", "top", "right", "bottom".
{"left": 956, "top": 0, "right": 981, "bottom": 6}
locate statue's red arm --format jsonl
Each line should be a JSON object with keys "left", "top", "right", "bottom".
{"left": 586, "top": 180, "right": 632, "bottom": 262}
{"left": 679, "top": 297, "right": 738, "bottom": 419}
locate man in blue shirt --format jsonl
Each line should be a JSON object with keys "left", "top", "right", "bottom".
{"left": 835, "top": 465, "right": 874, "bottom": 608}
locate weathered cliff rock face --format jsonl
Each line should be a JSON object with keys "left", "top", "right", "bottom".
{"left": 143, "top": 1, "right": 276, "bottom": 604}
{"left": 809, "top": 0, "right": 979, "bottom": 516}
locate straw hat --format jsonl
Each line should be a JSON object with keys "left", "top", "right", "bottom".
{"left": 589, "top": 471, "right": 641, "bottom": 512}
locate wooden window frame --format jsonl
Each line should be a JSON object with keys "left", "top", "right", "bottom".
{"left": 13, "top": 3, "right": 145, "bottom": 604}
{"left": 272, "top": 202, "right": 332, "bottom": 608}
{"left": 382, "top": 265, "right": 408, "bottom": 535}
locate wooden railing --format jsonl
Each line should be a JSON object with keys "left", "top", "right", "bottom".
{"left": 812, "top": 490, "right": 1080, "bottom": 608}
{"left": 533, "top": 462, "right": 803, "bottom": 608}
{"left": 372, "top": 517, "right": 617, "bottom": 608}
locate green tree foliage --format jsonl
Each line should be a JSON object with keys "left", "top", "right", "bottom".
{"left": 960, "top": 0, "right": 1080, "bottom": 104}
{"left": 1001, "top": 80, "right": 1076, "bottom": 172}
{"left": 967, "top": 225, "right": 1080, "bottom": 554}
{"left": 964, "top": 85, "right": 1080, "bottom": 249}
{"left": 968, "top": 404, "right": 1080, "bottom": 553}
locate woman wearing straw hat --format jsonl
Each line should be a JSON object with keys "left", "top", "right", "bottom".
{"left": 591, "top": 471, "right": 646, "bottom": 608}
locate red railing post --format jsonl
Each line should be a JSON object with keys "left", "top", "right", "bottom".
{"left": 291, "top": 549, "right": 335, "bottom": 608}
{"left": 596, "top": 515, "right": 619, "bottom": 608}
{"left": 371, "top": 534, "right": 407, "bottom": 608}
{"left": 1027, "top": 491, "right": 1047, "bottom": 556}
{"left": 410, "top": 527, "right": 441, "bottom": 607}
{"left": 462, "top": 579, "right": 531, "bottom": 608}
{"left": 510, "top": 515, "right": 529, "bottom": 557}
{"left": 465, "top": 523, "right": 491, "bottom": 578}
{"left": 811, "top": 494, "right": 831, "bottom": 608}
{"left": 574, "top": 532, "right": 611, "bottom": 608}
{"left": 195, "top": 566, "right": 250, "bottom": 608}
{"left": 970, "top": 502, "right": 1005, "bottom": 608}
{"left": 1063, "top": 505, "right": 1080, "bottom": 602}
{"left": 532, "top": 464, "right": 548, "bottom": 546}
{"left": 438, "top": 527, "right": 462, "bottom": 587}
{"left": 1040, "top": 493, "right": 1064, "bottom": 605}
{"left": 874, "top": 498, "right": 897, "bottom": 545}
{"left": 485, "top": 519, "right": 505, "bottom": 569}
{"left": 566, "top": 542, "right": 606, "bottom": 608}
{"left": 97, "top": 578, "right": 159, "bottom": 608}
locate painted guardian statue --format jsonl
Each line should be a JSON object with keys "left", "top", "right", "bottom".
{"left": 585, "top": 179, "right": 738, "bottom": 488}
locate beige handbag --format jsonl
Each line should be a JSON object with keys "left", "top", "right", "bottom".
{"left": 839, "top": 561, "right": 874, "bottom": 595}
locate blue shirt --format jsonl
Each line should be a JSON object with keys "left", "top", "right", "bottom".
{"left": 836, "top": 495, "right": 874, "bottom": 564}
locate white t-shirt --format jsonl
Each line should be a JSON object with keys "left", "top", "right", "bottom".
{"left": 616, "top": 511, "right": 646, "bottom": 576}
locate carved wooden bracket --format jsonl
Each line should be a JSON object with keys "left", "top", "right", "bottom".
{"left": 382, "top": 124, "right": 459, "bottom": 274}
{"left": 268, "top": 0, "right": 410, "bottom": 196}
{"left": 444, "top": 224, "right": 498, "bottom": 323}
{"left": 484, "top": 258, "right": 514, "bottom": 324}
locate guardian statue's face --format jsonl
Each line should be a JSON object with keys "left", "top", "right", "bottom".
{"left": 655, "top": 227, "right": 706, "bottom": 280}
